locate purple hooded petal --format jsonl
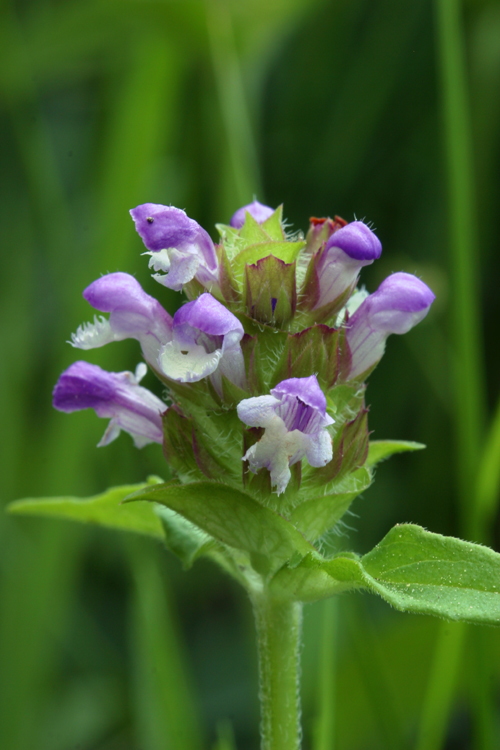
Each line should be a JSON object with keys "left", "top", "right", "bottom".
{"left": 83, "top": 272, "right": 171, "bottom": 327}
{"left": 158, "top": 293, "right": 245, "bottom": 389}
{"left": 238, "top": 375, "right": 334, "bottom": 495}
{"left": 324, "top": 221, "right": 382, "bottom": 262}
{"left": 347, "top": 272, "right": 435, "bottom": 379}
{"left": 53, "top": 361, "right": 165, "bottom": 447}
{"left": 71, "top": 272, "right": 173, "bottom": 367}
{"left": 130, "top": 203, "right": 218, "bottom": 291}
{"left": 313, "top": 221, "right": 382, "bottom": 310}
{"left": 271, "top": 375, "right": 327, "bottom": 415}
{"left": 173, "top": 293, "right": 243, "bottom": 338}
{"left": 230, "top": 200, "right": 275, "bottom": 229}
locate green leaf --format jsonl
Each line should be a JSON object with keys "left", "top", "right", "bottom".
{"left": 271, "top": 525, "right": 500, "bottom": 625}
{"left": 270, "top": 551, "right": 363, "bottom": 601}
{"left": 7, "top": 480, "right": 165, "bottom": 540}
{"left": 367, "top": 440, "right": 425, "bottom": 467}
{"left": 232, "top": 240, "right": 305, "bottom": 284}
{"left": 155, "top": 505, "right": 214, "bottom": 569}
{"left": 124, "top": 481, "right": 315, "bottom": 576}
{"left": 290, "top": 467, "right": 372, "bottom": 540}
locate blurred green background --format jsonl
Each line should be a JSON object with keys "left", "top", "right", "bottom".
{"left": 2, "top": 0, "right": 500, "bottom": 748}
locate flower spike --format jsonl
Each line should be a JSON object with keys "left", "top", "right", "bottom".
{"left": 53, "top": 361, "right": 165, "bottom": 448}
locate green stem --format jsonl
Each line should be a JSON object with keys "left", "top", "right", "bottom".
{"left": 251, "top": 593, "right": 303, "bottom": 750}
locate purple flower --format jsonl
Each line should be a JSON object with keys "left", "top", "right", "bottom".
{"left": 237, "top": 375, "right": 334, "bottom": 495}
{"left": 159, "top": 293, "right": 245, "bottom": 392}
{"left": 313, "top": 221, "right": 382, "bottom": 309}
{"left": 53, "top": 361, "right": 165, "bottom": 448}
{"left": 230, "top": 200, "right": 275, "bottom": 229}
{"left": 71, "top": 272, "right": 173, "bottom": 368}
{"left": 346, "top": 272, "right": 435, "bottom": 379}
{"left": 130, "top": 203, "right": 218, "bottom": 291}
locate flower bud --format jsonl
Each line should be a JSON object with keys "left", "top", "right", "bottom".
{"left": 346, "top": 272, "right": 435, "bottom": 379}
{"left": 313, "top": 221, "right": 382, "bottom": 310}
{"left": 230, "top": 200, "right": 275, "bottom": 229}
{"left": 53, "top": 361, "right": 165, "bottom": 448}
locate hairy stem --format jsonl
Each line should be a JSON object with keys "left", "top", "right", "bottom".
{"left": 252, "top": 593, "right": 303, "bottom": 750}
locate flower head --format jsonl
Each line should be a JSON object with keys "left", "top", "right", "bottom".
{"left": 130, "top": 203, "right": 218, "bottom": 291}
{"left": 313, "top": 221, "right": 382, "bottom": 310}
{"left": 53, "top": 361, "right": 165, "bottom": 448}
{"left": 237, "top": 375, "right": 334, "bottom": 495}
{"left": 230, "top": 200, "right": 275, "bottom": 229}
{"left": 346, "top": 271, "right": 435, "bottom": 379}
{"left": 71, "top": 272, "right": 173, "bottom": 368}
{"left": 159, "top": 293, "right": 245, "bottom": 392}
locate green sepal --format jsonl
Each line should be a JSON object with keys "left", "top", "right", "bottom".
{"left": 162, "top": 408, "right": 200, "bottom": 479}
{"left": 241, "top": 334, "right": 265, "bottom": 395}
{"left": 327, "top": 381, "right": 365, "bottom": 419}
{"left": 232, "top": 240, "right": 305, "bottom": 286}
{"left": 236, "top": 316, "right": 289, "bottom": 389}
{"left": 215, "top": 223, "right": 241, "bottom": 261}
{"left": 243, "top": 256, "right": 296, "bottom": 328}
{"left": 217, "top": 242, "right": 241, "bottom": 304}
{"left": 367, "top": 440, "right": 426, "bottom": 467}
{"left": 296, "top": 245, "right": 355, "bottom": 322}
{"left": 290, "top": 467, "right": 372, "bottom": 541}
{"left": 7, "top": 479, "right": 166, "bottom": 540}
{"left": 220, "top": 373, "right": 250, "bottom": 408}
{"left": 124, "top": 480, "right": 316, "bottom": 578}
{"left": 269, "top": 324, "right": 351, "bottom": 392}
{"left": 155, "top": 504, "right": 215, "bottom": 569}
{"left": 238, "top": 212, "right": 273, "bottom": 244}
{"left": 163, "top": 406, "right": 244, "bottom": 483}
{"left": 162, "top": 377, "right": 220, "bottom": 411}
{"left": 270, "top": 524, "right": 500, "bottom": 625}
{"left": 309, "top": 408, "right": 369, "bottom": 487}
{"left": 182, "top": 277, "right": 206, "bottom": 301}
{"left": 185, "top": 405, "right": 244, "bottom": 482}
{"left": 303, "top": 216, "right": 346, "bottom": 256}
{"left": 260, "top": 205, "right": 285, "bottom": 240}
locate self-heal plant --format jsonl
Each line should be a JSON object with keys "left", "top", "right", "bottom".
{"left": 9, "top": 200, "right": 500, "bottom": 750}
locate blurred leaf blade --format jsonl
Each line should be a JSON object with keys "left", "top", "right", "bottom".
{"left": 129, "top": 541, "right": 204, "bottom": 750}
